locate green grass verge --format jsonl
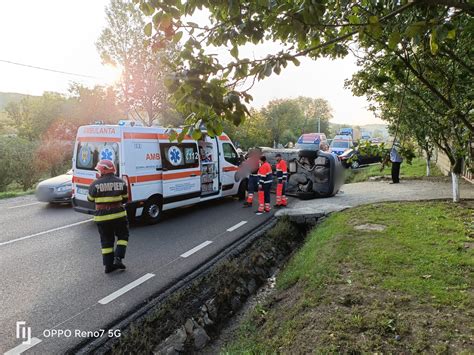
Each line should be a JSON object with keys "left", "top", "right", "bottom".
{"left": 346, "top": 157, "right": 443, "bottom": 183}
{"left": 225, "top": 201, "right": 473, "bottom": 353}
{"left": 0, "top": 189, "right": 34, "bottom": 200}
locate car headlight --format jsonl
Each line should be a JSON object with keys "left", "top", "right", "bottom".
{"left": 56, "top": 184, "right": 73, "bottom": 192}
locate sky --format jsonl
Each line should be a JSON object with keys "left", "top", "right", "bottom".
{"left": 0, "top": 1, "right": 382, "bottom": 126}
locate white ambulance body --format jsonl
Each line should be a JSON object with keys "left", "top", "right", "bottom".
{"left": 72, "top": 123, "right": 243, "bottom": 223}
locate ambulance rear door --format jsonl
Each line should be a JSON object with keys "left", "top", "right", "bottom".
{"left": 160, "top": 141, "right": 201, "bottom": 209}
{"left": 217, "top": 135, "right": 241, "bottom": 196}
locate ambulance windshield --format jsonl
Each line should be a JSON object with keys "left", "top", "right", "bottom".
{"left": 76, "top": 141, "right": 120, "bottom": 174}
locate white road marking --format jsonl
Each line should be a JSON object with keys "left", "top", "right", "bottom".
{"left": 0, "top": 219, "right": 92, "bottom": 247}
{"left": 7, "top": 202, "right": 42, "bottom": 209}
{"left": 4, "top": 337, "right": 42, "bottom": 355}
{"left": 227, "top": 220, "right": 247, "bottom": 232}
{"left": 98, "top": 273, "right": 155, "bottom": 305}
{"left": 255, "top": 212, "right": 263, "bottom": 216}
{"left": 180, "top": 241, "right": 213, "bottom": 258}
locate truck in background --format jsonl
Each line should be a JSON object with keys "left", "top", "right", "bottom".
{"left": 338, "top": 127, "right": 361, "bottom": 141}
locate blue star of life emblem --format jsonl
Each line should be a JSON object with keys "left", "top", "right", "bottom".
{"left": 168, "top": 146, "right": 182, "bottom": 166}
{"left": 101, "top": 148, "right": 113, "bottom": 161}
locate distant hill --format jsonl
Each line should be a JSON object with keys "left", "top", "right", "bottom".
{"left": 0, "top": 92, "right": 30, "bottom": 110}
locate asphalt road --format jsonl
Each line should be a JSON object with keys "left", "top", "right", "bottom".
{"left": 0, "top": 194, "right": 276, "bottom": 354}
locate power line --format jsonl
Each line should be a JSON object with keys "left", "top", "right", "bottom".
{"left": 0, "top": 59, "right": 101, "bottom": 79}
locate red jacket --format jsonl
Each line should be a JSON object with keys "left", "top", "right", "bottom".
{"left": 258, "top": 162, "right": 273, "bottom": 184}
{"left": 276, "top": 160, "right": 288, "bottom": 178}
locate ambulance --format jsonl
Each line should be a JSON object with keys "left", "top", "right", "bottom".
{"left": 72, "top": 122, "right": 244, "bottom": 223}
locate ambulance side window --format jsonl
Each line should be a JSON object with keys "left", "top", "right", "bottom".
{"left": 161, "top": 143, "right": 199, "bottom": 170}
{"left": 222, "top": 143, "right": 240, "bottom": 166}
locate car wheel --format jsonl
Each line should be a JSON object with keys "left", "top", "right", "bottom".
{"left": 351, "top": 160, "right": 360, "bottom": 169}
{"left": 143, "top": 196, "right": 162, "bottom": 225}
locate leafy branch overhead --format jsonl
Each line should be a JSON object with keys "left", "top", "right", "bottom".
{"left": 134, "top": 0, "right": 472, "bottom": 138}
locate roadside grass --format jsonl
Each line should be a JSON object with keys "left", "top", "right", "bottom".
{"left": 345, "top": 157, "right": 443, "bottom": 183}
{"left": 0, "top": 190, "right": 34, "bottom": 199}
{"left": 0, "top": 184, "right": 35, "bottom": 199}
{"left": 225, "top": 201, "right": 473, "bottom": 353}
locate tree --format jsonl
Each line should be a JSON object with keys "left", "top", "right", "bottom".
{"left": 262, "top": 99, "right": 304, "bottom": 147}
{"left": 294, "top": 96, "right": 332, "bottom": 135}
{"left": 97, "top": 0, "right": 174, "bottom": 126}
{"left": 346, "top": 14, "right": 472, "bottom": 201}
{"left": 5, "top": 93, "right": 65, "bottom": 141}
{"left": 67, "top": 83, "right": 125, "bottom": 125}
{"left": 223, "top": 109, "right": 272, "bottom": 149}
{"left": 136, "top": 0, "right": 473, "bottom": 139}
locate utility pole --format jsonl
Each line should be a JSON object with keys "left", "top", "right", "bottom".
{"left": 317, "top": 116, "right": 320, "bottom": 133}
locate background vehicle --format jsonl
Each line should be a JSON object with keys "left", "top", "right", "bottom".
{"left": 330, "top": 135, "right": 353, "bottom": 155}
{"left": 339, "top": 147, "right": 384, "bottom": 169}
{"left": 295, "top": 133, "right": 328, "bottom": 151}
{"left": 337, "top": 127, "right": 361, "bottom": 140}
{"left": 35, "top": 170, "right": 73, "bottom": 203}
{"left": 261, "top": 146, "right": 344, "bottom": 199}
{"left": 72, "top": 123, "right": 244, "bottom": 224}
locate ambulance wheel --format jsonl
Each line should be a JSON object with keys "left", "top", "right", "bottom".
{"left": 143, "top": 196, "right": 162, "bottom": 225}
{"left": 237, "top": 179, "right": 248, "bottom": 200}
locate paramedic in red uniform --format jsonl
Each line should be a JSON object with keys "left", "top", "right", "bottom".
{"left": 275, "top": 153, "right": 288, "bottom": 207}
{"left": 257, "top": 155, "right": 273, "bottom": 213}
{"left": 87, "top": 160, "right": 130, "bottom": 274}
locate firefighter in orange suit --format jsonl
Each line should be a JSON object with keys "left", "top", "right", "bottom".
{"left": 257, "top": 155, "right": 273, "bottom": 213}
{"left": 275, "top": 153, "right": 288, "bottom": 207}
{"left": 87, "top": 160, "right": 130, "bottom": 274}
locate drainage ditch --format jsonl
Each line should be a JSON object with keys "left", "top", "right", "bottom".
{"left": 76, "top": 214, "right": 322, "bottom": 354}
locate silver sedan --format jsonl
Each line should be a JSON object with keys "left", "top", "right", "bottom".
{"left": 35, "top": 170, "right": 73, "bottom": 204}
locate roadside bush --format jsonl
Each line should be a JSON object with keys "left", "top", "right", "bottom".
{"left": 0, "top": 136, "right": 41, "bottom": 191}
{"left": 0, "top": 136, "right": 15, "bottom": 191}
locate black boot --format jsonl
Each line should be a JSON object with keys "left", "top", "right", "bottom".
{"left": 114, "top": 257, "right": 126, "bottom": 270}
{"left": 105, "top": 264, "right": 119, "bottom": 274}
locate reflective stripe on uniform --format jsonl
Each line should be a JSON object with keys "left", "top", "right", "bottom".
{"left": 94, "top": 196, "right": 124, "bottom": 203}
{"left": 121, "top": 194, "right": 128, "bottom": 199}
{"left": 117, "top": 240, "right": 128, "bottom": 246}
{"left": 87, "top": 194, "right": 95, "bottom": 202}
{"left": 94, "top": 210, "right": 127, "bottom": 222}
{"left": 102, "top": 247, "right": 114, "bottom": 254}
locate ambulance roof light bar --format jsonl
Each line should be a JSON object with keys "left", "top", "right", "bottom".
{"left": 118, "top": 120, "right": 143, "bottom": 127}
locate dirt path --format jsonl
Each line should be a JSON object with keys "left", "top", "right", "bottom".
{"left": 278, "top": 179, "right": 474, "bottom": 217}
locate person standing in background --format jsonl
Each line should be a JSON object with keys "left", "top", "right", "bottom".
{"left": 390, "top": 142, "right": 403, "bottom": 184}
{"left": 274, "top": 153, "right": 288, "bottom": 207}
{"left": 257, "top": 155, "right": 273, "bottom": 213}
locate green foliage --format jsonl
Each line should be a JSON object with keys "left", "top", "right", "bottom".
{"left": 135, "top": 0, "right": 473, "bottom": 137}
{"left": 222, "top": 96, "right": 332, "bottom": 149}
{"left": 347, "top": 13, "right": 473, "bottom": 173}
{"left": 5, "top": 93, "right": 65, "bottom": 141}
{"left": 0, "top": 136, "right": 40, "bottom": 191}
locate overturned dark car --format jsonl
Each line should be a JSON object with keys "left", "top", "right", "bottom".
{"left": 262, "top": 147, "right": 344, "bottom": 199}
